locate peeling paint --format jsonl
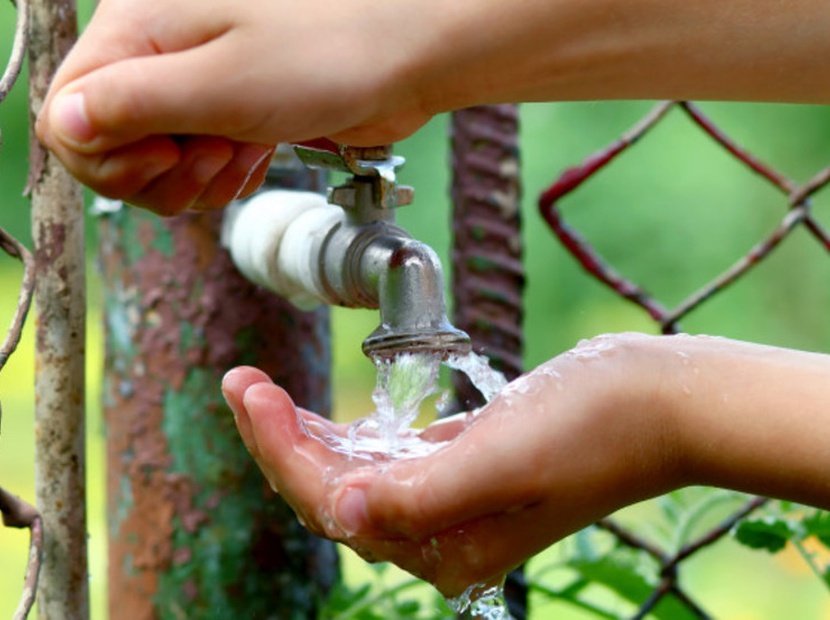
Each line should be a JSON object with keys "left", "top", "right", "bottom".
{"left": 100, "top": 195, "right": 336, "bottom": 617}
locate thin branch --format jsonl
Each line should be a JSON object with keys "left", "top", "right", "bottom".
{"left": 596, "top": 518, "right": 669, "bottom": 564}
{"left": 0, "top": 0, "right": 30, "bottom": 104}
{"left": 667, "top": 496, "right": 768, "bottom": 571}
{"left": 0, "top": 227, "right": 35, "bottom": 372}
{"left": 0, "top": 486, "right": 43, "bottom": 620}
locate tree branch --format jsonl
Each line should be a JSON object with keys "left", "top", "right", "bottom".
{"left": 0, "top": 486, "right": 43, "bottom": 620}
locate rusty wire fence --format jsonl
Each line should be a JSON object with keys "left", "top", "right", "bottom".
{"left": 0, "top": 0, "right": 43, "bottom": 619}
{"left": 528, "top": 101, "right": 830, "bottom": 618}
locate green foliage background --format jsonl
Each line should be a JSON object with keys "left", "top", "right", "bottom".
{"left": 2, "top": 1, "right": 830, "bottom": 618}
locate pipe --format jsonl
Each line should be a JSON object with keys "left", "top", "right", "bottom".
{"left": 222, "top": 188, "right": 470, "bottom": 361}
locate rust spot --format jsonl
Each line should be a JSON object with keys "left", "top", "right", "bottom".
{"left": 102, "top": 207, "right": 333, "bottom": 616}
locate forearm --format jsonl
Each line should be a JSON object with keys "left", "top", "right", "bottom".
{"left": 417, "top": 0, "right": 830, "bottom": 112}
{"left": 660, "top": 337, "right": 830, "bottom": 508}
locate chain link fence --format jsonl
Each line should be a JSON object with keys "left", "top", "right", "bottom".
{"left": 533, "top": 100, "right": 830, "bottom": 618}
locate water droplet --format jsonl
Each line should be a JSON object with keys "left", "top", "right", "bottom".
{"left": 567, "top": 334, "right": 618, "bottom": 362}
{"left": 446, "top": 583, "right": 513, "bottom": 619}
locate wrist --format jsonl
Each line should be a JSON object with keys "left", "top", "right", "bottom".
{"left": 600, "top": 334, "right": 686, "bottom": 501}
{"left": 666, "top": 337, "right": 830, "bottom": 508}
{"left": 533, "top": 334, "right": 686, "bottom": 512}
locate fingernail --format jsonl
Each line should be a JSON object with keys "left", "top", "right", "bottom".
{"left": 231, "top": 145, "right": 273, "bottom": 201}
{"left": 236, "top": 143, "right": 273, "bottom": 172}
{"left": 51, "top": 91, "right": 95, "bottom": 144}
{"left": 221, "top": 368, "right": 252, "bottom": 422}
{"left": 335, "top": 487, "right": 369, "bottom": 535}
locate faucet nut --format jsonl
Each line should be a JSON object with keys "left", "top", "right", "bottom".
{"left": 327, "top": 185, "right": 357, "bottom": 209}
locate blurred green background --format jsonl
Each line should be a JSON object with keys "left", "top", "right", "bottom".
{"left": 3, "top": 1, "right": 830, "bottom": 618}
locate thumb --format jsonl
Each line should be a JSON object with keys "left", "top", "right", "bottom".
{"left": 43, "top": 42, "right": 263, "bottom": 154}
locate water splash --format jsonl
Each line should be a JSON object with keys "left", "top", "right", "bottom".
{"left": 372, "top": 352, "right": 442, "bottom": 442}
{"left": 445, "top": 350, "right": 508, "bottom": 402}
{"left": 447, "top": 583, "right": 512, "bottom": 620}
{"left": 343, "top": 352, "right": 446, "bottom": 458}
{"left": 314, "top": 350, "right": 515, "bottom": 618}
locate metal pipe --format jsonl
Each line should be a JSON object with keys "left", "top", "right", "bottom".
{"left": 27, "top": 0, "right": 89, "bottom": 617}
{"left": 450, "top": 104, "right": 525, "bottom": 618}
{"left": 223, "top": 184, "right": 470, "bottom": 361}
{"left": 100, "top": 151, "right": 337, "bottom": 617}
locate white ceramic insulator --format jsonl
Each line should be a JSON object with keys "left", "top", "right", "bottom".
{"left": 221, "top": 190, "right": 343, "bottom": 310}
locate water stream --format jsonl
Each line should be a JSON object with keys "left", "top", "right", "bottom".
{"left": 343, "top": 350, "right": 514, "bottom": 619}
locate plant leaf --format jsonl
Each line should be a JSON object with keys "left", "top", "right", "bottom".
{"left": 803, "top": 512, "right": 830, "bottom": 548}
{"left": 568, "top": 556, "right": 700, "bottom": 620}
{"left": 733, "top": 517, "right": 796, "bottom": 553}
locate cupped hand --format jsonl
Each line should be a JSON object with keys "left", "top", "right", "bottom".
{"left": 36, "top": 0, "right": 437, "bottom": 215}
{"left": 221, "top": 335, "right": 678, "bottom": 596}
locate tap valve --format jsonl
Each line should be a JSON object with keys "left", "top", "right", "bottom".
{"left": 223, "top": 142, "right": 471, "bottom": 361}
{"left": 294, "top": 141, "right": 414, "bottom": 214}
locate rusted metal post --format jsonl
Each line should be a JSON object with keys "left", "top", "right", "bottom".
{"left": 98, "top": 152, "right": 337, "bottom": 619}
{"left": 450, "top": 105, "right": 526, "bottom": 618}
{"left": 27, "top": 0, "right": 89, "bottom": 617}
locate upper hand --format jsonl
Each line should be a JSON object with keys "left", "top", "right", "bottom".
{"left": 35, "top": 0, "right": 436, "bottom": 215}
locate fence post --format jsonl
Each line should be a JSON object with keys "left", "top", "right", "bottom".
{"left": 450, "top": 105, "right": 526, "bottom": 617}
{"left": 98, "top": 154, "right": 337, "bottom": 618}
{"left": 26, "top": 0, "right": 89, "bottom": 617}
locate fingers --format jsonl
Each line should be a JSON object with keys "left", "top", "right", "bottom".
{"left": 218, "top": 367, "right": 615, "bottom": 597}
{"left": 354, "top": 502, "right": 554, "bottom": 597}
{"left": 222, "top": 366, "right": 274, "bottom": 456}
{"left": 37, "top": 0, "right": 240, "bottom": 153}
{"left": 195, "top": 143, "right": 274, "bottom": 208}
{"left": 133, "top": 139, "right": 273, "bottom": 215}
{"left": 47, "top": 135, "right": 182, "bottom": 202}
{"left": 41, "top": 42, "right": 267, "bottom": 155}
{"left": 129, "top": 136, "right": 234, "bottom": 214}
{"left": 38, "top": 39, "right": 275, "bottom": 214}
{"left": 329, "top": 398, "right": 549, "bottom": 540}
{"left": 44, "top": 133, "right": 272, "bottom": 215}
{"left": 234, "top": 380, "right": 357, "bottom": 537}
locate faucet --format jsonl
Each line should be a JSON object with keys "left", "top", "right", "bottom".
{"left": 221, "top": 142, "right": 471, "bottom": 361}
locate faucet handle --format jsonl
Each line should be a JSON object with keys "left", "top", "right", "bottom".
{"left": 292, "top": 141, "right": 412, "bottom": 210}
{"left": 293, "top": 140, "right": 403, "bottom": 177}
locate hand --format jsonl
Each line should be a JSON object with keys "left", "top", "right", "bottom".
{"left": 221, "top": 334, "right": 677, "bottom": 596}
{"left": 35, "top": 0, "right": 437, "bottom": 215}
{"left": 37, "top": 0, "right": 830, "bottom": 216}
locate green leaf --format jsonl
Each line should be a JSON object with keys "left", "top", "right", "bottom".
{"left": 733, "top": 517, "right": 797, "bottom": 553}
{"left": 317, "top": 582, "right": 373, "bottom": 619}
{"left": 393, "top": 599, "right": 421, "bottom": 616}
{"left": 803, "top": 512, "right": 830, "bottom": 548}
{"left": 568, "top": 556, "right": 700, "bottom": 620}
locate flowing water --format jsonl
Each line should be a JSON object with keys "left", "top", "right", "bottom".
{"left": 447, "top": 583, "right": 512, "bottom": 620}
{"left": 305, "top": 349, "right": 513, "bottom": 617}
{"left": 344, "top": 350, "right": 514, "bottom": 619}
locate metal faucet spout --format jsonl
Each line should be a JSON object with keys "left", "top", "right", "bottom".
{"left": 222, "top": 182, "right": 471, "bottom": 361}
{"left": 359, "top": 235, "right": 471, "bottom": 360}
